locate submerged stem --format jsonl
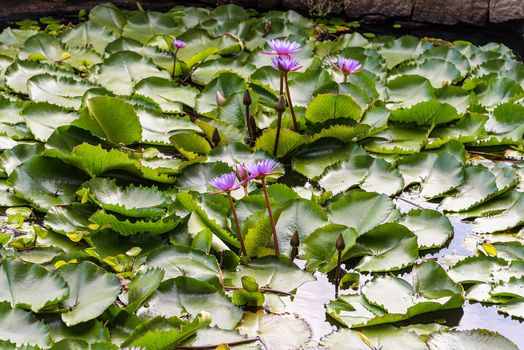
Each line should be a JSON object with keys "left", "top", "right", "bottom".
{"left": 227, "top": 192, "right": 248, "bottom": 257}
{"left": 224, "top": 286, "right": 294, "bottom": 296}
{"left": 176, "top": 337, "right": 261, "bottom": 349}
{"left": 284, "top": 73, "right": 298, "bottom": 131}
{"left": 261, "top": 177, "right": 280, "bottom": 257}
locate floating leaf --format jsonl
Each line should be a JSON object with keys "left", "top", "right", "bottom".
{"left": 329, "top": 190, "right": 400, "bottom": 236}
{"left": 0, "top": 302, "right": 50, "bottom": 348}
{"left": 426, "top": 329, "right": 518, "bottom": 350}
{"left": 471, "top": 192, "right": 524, "bottom": 233}
{"left": 237, "top": 312, "right": 312, "bottom": 350}
{"left": 291, "top": 141, "right": 366, "bottom": 179}
{"left": 327, "top": 261, "right": 463, "bottom": 327}
{"left": 125, "top": 268, "right": 165, "bottom": 313}
{"left": 321, "top": 325, "right": 427, "bottom": 350}
{"left": 96, "top": 51, "right": 169, "bottom": 95}
{"left": 319, "top": 155, "right": 403, "bottom": 196}
{"left": 390, "top": 101, "right": 460, "bottom": 126}
{"left": 73, "top": 96, "right": 142, "bottom": 145}
{"left": 139, "top": 277, "right": 241, "bottom": 330}
{"left": 27, "top": 74, "right": 97, "bottom": 110}
{"left": 57, "top": 261, "right": 120, "bottom": 326}
{"left": 398, "top": 209, "right": 453, "bottom": 249}
{"left": 305, "top": 94, "right": 362, "bottom": 124}
{"left": 145, "top": 246, "right": 221, "bottom": 288}
{"left": 9, "top": 156, "right": 88, "bottom": 211}
{"left": 303, "top": 224, "right": 357, "bottom": 273}
{"left": 439, "top": 165, "right": 518, "bottom": 212}
{"left": 134, "top": 77, "right": 199, "bottom": 113}
{"left": 224, "top": 256, "right": 314, "bottom": 293}
{"left": 60, "top": 21, "right": 116, "bottom": 54}
{"left": 254, "top": 128, "right": 307, "bottom": 158}
{"left": 122, "top": 313, "right": 210, "bottom": 350}
{"left": 346, "top": 223, "right": 419, "bottom": 272}
{"left": 0, "top": 258, "right": 68, "bottom": 312}
{"left": 363, "top": 124, "right": 430, "bottom": 154}
{"left": 20, "top": 104, "right": 77, "bottom": 145}
{"left": 89, "top": 210, "right": 179, "bottom": 236}
{"left": 83, "top": 177, "right": 172, "bottom": 218}
{"left": 274, "top": 199, "right": 328, "bottom": 256}
{"left": 397, "top": 146, "right": 465, "bottom": 199}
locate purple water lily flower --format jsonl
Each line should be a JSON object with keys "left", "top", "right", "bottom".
{"left": 209, "top": 172, "right": 241, "bottom": 193}
{"left": 245, "top": 160, "right": 281, "bottom": 179}
{"left": 236, "top": 164, "right": 249, "bottom": 182}
{"left": 173, "top": 39, "right": 186, "bottom": 49}
{"left": 333, "top": 57, "right": 362, "bottom": 76}
{"left": 272, "top": 56, "right": 301, "bottom": 72}
{"left": 262, "top": 39, "right": 301, "bottom": 56}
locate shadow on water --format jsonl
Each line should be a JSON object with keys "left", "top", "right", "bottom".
{"left": 284, "top": 193, "right": 524, "bottom": 348}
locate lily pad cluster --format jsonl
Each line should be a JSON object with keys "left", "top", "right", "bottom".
{"left": 0, "top": 3, "right": 522, "bottom": 350}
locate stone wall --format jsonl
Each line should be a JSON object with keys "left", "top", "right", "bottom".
{"left": 1, "top": 0, "right": 523, "bottom": 26}
{"left": 279, "top": 0, "right": 524, "bottom": 26}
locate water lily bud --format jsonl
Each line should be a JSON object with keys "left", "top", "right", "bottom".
{"left": 212, "top": 128, "right": 221, "bottom": 145}
{"left": 276, "top": 94, "right": 286, "bottom": 113}
{"left": 216, "top": 90, "right": 226, "bottom": 106}
{"left": 336, "top": 234, "right": 345, "bottom": 252}
{"left": 290, "top": 231, "right": 300, "bottom": 248}
{"left": 243, "top": 89, "right": 252, "bottom": 106}
{"left": 60, "top": 52, "right": 71, "bottom": 61}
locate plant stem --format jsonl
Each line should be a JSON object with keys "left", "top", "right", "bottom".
{"left": 172, "top": 48, "right": 179, "bottom": 79}
{"left": 396, "top": 196, "right": 425, "bottom": 210}
{"left": 343, "top": 74, "right": 347, "bottom": 83}
{"left": 284, "top": 73, "right": 298, "bottom": 131}
{"left": 279, "top": 71, "right": 284, "bottom": 96}
{"left": 245, "top": 103, "right": 253, "bottom": 142}
{"left": 335, "top": 249, "right": 342, "bottom": 298}
{"left": 273, "top": 94, "right": 285, "bottom": 156}
{"left": 227, "top": 192, "right": 248, "bottom": 257}
{"left": 176, "top": 337, "right": 261, "bottom": 349}
{"left": 261, "top": 177, "right": 280, "bottom": 257}
{"left": 224, "top": 286, "right": 294, "bottom": 296}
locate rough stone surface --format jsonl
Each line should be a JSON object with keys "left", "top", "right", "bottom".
{"left": 490, "top": 0, "right": 524, "bottom": 22}
{"left": 281, "top": 0, "right": 344, "bottom": 16}
{"left": 344, "top": 0, "right": 414, "bottom": 18}
{"left": 257, "top": 0, "right": 281, "bottom": 11}
{"left": 412, "top": 0, "right": 489, "bottom": 25}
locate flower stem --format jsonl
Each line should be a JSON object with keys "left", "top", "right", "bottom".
{"left": 172, "top": 48, "right": 179, "bottom": 79}
{"left": 335, "top": 249, "right": 342, "bottom": 297}
{"left": 261, "top": 177, "right": 280, "bottom": 257}
{"left": 273, "top": 94, "right": 285, "bottom": 157}
{"left": 227, "top": 192, "right": 248, "bottom": 257}
{"left": 279, "top": 71, "right": 284, "bottom": 96}
{"left": 273, "top": 113, "right": 282, "bottom": 156}
{"left": 284, "top": 73, "right": 298, "bottom": 132}
{"left": 343, "top": 74, "right": 347, "bottom": 83}
{"left": 176, "top": 337, "right": 261, "bottom": 349}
